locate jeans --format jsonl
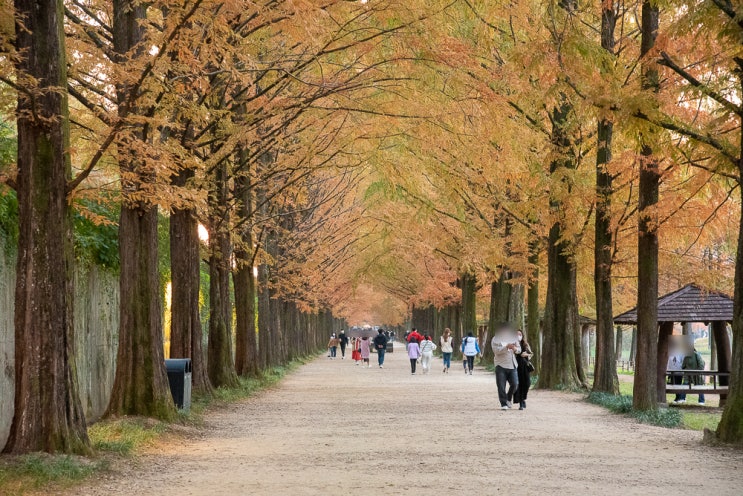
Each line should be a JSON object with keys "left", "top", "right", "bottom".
{"left": 466, "top": 355, "right": 475, "bottom": 372}
{"left": 377, "top": 348, "right": 385, "bottom": 366}
{"left": 421, "top": 352, "right": 433, "bottom": 373}
{"left": 442, "top": 352, "right": 452, "bottom": 369}
{"left": 410, "top": 358, "right": 417, "bottom": 373}
{"left": 495, "top": 365, "right": 519, "bottom": 407}
{"left": 330, "top": 346, "right": 337, "bottom": 357}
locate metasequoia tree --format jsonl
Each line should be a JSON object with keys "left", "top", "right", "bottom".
{"left": 1, "top": 0, "right": 90, "bottom": 454}
{"left": 632, "top": 0, "right": 661, "bottom": 412}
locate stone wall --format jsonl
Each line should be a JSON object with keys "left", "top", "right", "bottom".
{"left": 0, "top": 244, "right": 119, "bottom": 449}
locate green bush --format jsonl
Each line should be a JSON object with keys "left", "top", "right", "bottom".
{"left": 587, "top": 392, "right": 682, "bottom": 428}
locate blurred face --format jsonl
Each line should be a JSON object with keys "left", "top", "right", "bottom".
{"left": 517, "top": 332, "right": 523, "bottom": 341}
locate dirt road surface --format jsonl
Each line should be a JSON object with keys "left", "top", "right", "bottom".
{"left": 60, "top": 348, "right": 742, "bottom": 495}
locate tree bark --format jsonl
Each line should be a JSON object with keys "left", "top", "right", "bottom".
{"left": 527, "top": 243, "right": 540, "bottom": 374}
{"left": 633, "top": 0, "right": 660, "bottom": 411}
{"left": 461, "top": 272, "right": 477, "bottom": 338}
{"left": 169, "top": 168, "right": 211, "bottom": 394}
{"left": 538, "top": 98, "right": 583, "bottom": 390}
{"left": 233, "top": 170, "right": 259, "bottom": 377}
{"left": 106, "top": 0, "right": 175, "bottom": 420}
{"left": 3, "top": 0, "right": 90, "bottom": 454}
{"left": 207, "top": 159, "right": 238, "bottom": 388}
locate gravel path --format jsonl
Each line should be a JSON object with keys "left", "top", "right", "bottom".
{"left": 60, "top": 348, "right": 742, "bottom": 495}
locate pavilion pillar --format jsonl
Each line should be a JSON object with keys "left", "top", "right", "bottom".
{"left": 712, "top": 320, "right": 732, "bottom": 406}
{"left": 656, "top": 321, "right": 674, "bottom": 404}
{"left": 615, "top": 325, "right": 623, "bottom": 360}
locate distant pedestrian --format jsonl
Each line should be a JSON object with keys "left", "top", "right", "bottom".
{"left": 440, "top": 328, "right": 453, "bottom": 373}
{"left": 407, "top": 328, "right": 423, "bottom": 345}
{"left": 328, "top": 333, "right": 339, "bottom": 359}
{"left": 408, "top": 339, "right": 421, "bottom": 374}
{"left": 338, "top": 331, "right": 349, "bottom": 359}
{"left": 461, "top": 332, "right": 481, "bottom": 375}
{"left": 492, "top": 326, "right": 521, "bottom": 410}
{"left": 373, "top": 329, "right": 388, "bottom": 368}
{"left": 360, "top": 337, "right": 371, "bottom": 367}
{"left": 513, "top": 330, "right": 533, "bottom": 410}
{"left": 351, "top": 337, "right": 362, "bottom": 365}
{"left": 420, "top": 335, "right": 437, "bottom": 374}
{"left": 668, "top": 346, "right": 684, "bottom": 404}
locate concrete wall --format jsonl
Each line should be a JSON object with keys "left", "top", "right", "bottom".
{"left": 0, "top": 244, "right": 119, "bottom": 449}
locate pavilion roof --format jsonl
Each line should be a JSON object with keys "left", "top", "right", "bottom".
{"left": 613, "top": 284, "right": 733, "bottom": 325}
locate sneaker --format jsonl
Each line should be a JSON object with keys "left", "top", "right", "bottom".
{"left": 501, "top": 405, "right": 509, "bottom": 410}
{"left": 698, "top": 401, "right": 705, "bottom": 405}
{"left": 506, "top": 401, "right": 513, "bottom": 408}
{"left": 518, "top": 405, "right": 524, "bottom": 410}
{"left": 469, "top": 371, "right": 473, "bottom": 375}
{"left": 379, "top": 365, "right": 383, "bottom": 368}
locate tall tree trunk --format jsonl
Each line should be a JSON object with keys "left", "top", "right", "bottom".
{"left": 169, "top": 168, "right": 211, "bottom": 394}
{"left": 107, "top": 0, "right": 175, "bottom": 420}
{"left": 718, "top": 103, "right": 743, "bottom": 439}
{"left": 592, "top": 0, "right": 619, "bottom": 395}
{"left": 593, "top": 117, "right": 619, "bottom": 393}
{"left": 3, "top": 0, "right": 90, "bottom": 454}
{"left": 233, "top": 168, "right": 259, "bottom": 377}
{"left": 207, "top": 159, "right": 238, "bottom": 388}
{"left": 615, "top": 326, "right": 623, "bottom": 360}
{"left": 633, "top": 0, "right": 660, "bottom": 411}
{"left": 527, "top": 243, "right": 540, "bottom": 373}
{"left": 538, "top": 98, "right": 582, "bottom": 390}
{"left": 461, "top": 272, "right": 477, "bottom": 338}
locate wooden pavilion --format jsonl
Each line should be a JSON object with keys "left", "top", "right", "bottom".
{"left": 613, "top": 284, "right": 733, "bottom": 403}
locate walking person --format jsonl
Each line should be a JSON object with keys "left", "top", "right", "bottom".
{"left": 373, "top": 329, "right": 389, "bottom": 368}
{"left": 420, "top": 335, "right": 437, "bottom": 374}
{"left": 351, "top": 337, "right": 362, "bottom": 365}
{"left": 328, "top": 333, "right": 339, "bottom": 359}
{"left": 513, "top": 330, "right": 533, "bottom": 410}
{"left": 440, "top": 328, "right": 453, "bottom": 373}
{"left": 461, "top": 332, "right": 481, "bottom": 375}
{"left": 338, "top": 331, "right": 349, "bottom": 359}
{"left": 492, "top": 326, "right": 521, "bottom": 410}
{"left": 360, "top": 336, "right": 371, "bottom": 367}
{"left": 408, "top": 338, "right": 421, "bottom": 374}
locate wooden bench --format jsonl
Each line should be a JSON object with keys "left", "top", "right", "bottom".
{"left": 665, "top": 370, "right": 730, "bottom": 395}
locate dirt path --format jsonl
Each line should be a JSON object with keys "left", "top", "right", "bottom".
{"left": 62, "top": 348, "right": 742, "bottom": 495}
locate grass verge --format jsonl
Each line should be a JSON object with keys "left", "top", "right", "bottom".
{"left": 0, "top": 355, "right": 313, "bottom": 495}
{"left": 587, "top": 392, "right": 682, "bottom": 428}
{"left": 0, "top": 453, "right": 106, "bottom": 496}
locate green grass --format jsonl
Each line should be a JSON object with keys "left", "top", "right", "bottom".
{"left": 0, "top": 454, "right": 106, "bottom": 495}
{"left": 587, "top": 392, "right": 682, "bottom": 428}
{"left": 681, "top": 412, "right": 722, "bottom": 431}
{"left": 89, "top": 417, "right": 167, "bottom": 456}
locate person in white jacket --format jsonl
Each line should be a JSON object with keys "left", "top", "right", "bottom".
{"left": 440, "top": 328, "right": 453, "bottom": 373}
{"left": 461, "top": 332, "right": 482, "bottom": 375}
{"left": 419, "top": 335, "right": 437, "bottom": 374}
{"left": 492, "top": 326, "right": 521, "bottom": 410}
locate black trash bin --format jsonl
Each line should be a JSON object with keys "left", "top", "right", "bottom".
{"left": 165, "top": 358, "right": 192, "bottom": 411}
{"left": 386, "top": 341, "right": 393, "bottom": 353}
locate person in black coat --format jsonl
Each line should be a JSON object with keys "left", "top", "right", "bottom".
{"left": 338, "top": 331, "right": 349, "bottom": 359}
{"left": 513, "top": 330, "right": 533, "bottom": 410}
{"left": 373, "top": 329, "right": 388, "bottom": 368}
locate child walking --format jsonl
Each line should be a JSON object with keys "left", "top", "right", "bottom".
{"left": 408, "top": 339, "right": 421, "bottom": 374}
{"left": 420, "top": 335, "right": 437, "bottom": 374}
